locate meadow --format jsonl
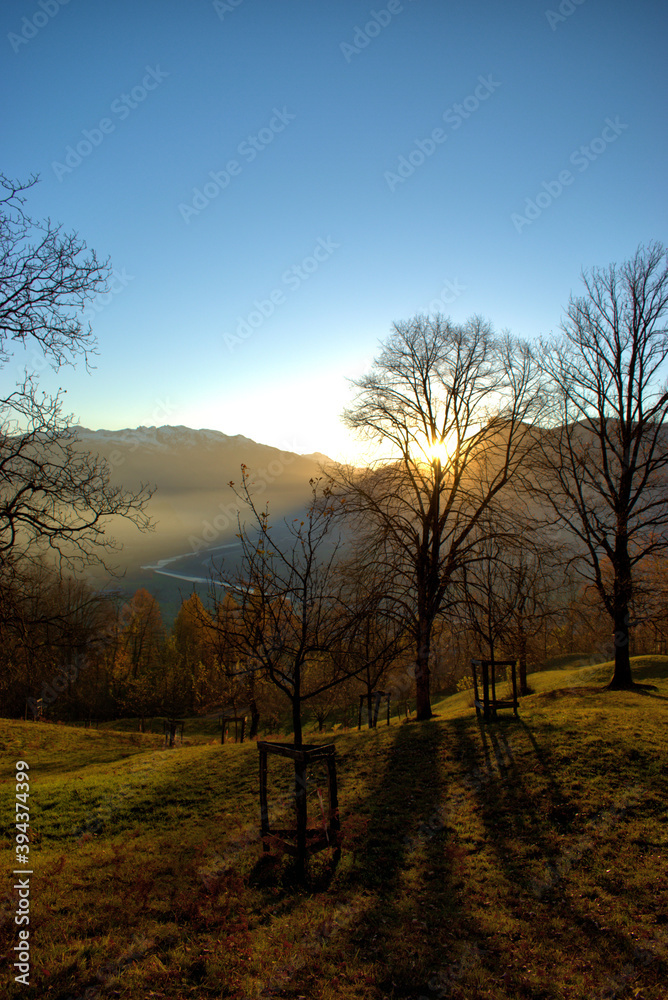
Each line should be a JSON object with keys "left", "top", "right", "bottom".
{"left": 1, "top": 657, "right": 667, "bottom": 999}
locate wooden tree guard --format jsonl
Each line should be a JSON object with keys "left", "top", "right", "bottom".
{"left": 27, "top": 698, "right": 43, "bottom": 721}
{"left": 376, "top": 690, "right": 391, "bottom": 727}
{"left": 357, "top": 691, "right": 391, "bottom": 729}
{"left": 164, "top": 718, "right": 185, "bottom": 746}
{"left": 220, "top": 715, "right": 247, "bottom": 744}
{"left": 471, "top": 659, "right": 519, "bottom": 721}
{"left": 258, "top": 741, "right": 341, "bottom": 860}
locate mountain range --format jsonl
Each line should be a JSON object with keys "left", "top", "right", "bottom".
{"left": 72, "top": 425, "right": 332, "bottom": 611}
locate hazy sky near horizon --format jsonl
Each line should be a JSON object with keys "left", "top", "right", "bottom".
{"left": 2, "top": 0, "right": 666, "bottom": 461}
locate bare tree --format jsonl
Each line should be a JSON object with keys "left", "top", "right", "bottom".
{"left": 0, "top": 379, "right": 153, "bottom": 570}
{"left": 0, "top": 174, "right": 153, "bottom": 572}
{"left": 209, "top": 471, "right": 380, "bottom": 875}
{"left": 630, "top": 554, "right": 668, "bottom": 655}
{"left": 0, "top": 173, "right": 104, "bottom": 367}
{"left": 330, "top": 315, "right": 543, "bottom": 719}
{"left": 210, "top": 469, "right": 358, "bottom": 748}
{"left": 533, "top": 243, "right": 668, "bottom": 688}
{"left": 456, "top": 522, "right": 519, "bottom": 668}
{"left": 455, "top": 521, "right": 561, "bottom": 695}
{"left": 331, "top": 550, "right": 406, "bottom": 728}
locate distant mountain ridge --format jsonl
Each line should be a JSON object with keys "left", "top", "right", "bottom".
{"left": 70, "top": 425, "right": 333, "bottom": 602}
{"left": 76, "top": 424, "right": 259, "bottom": 450}
{"left": 74, "top": 424, "right": 329, "bottom": 461}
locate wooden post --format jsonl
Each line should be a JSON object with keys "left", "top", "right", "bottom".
{"left": 259, "top": 745, "right": 269, "bottom": 851}
{"left": 327, "top": 751, "right": 340, "bottom": 842}
{"left": 472, "top": 661, "right": 481, "bottom": 717}
{"left": 482, "top": 661, "right": 490, "bottom": 721}
{"left": 511, "top": 660, "right": 518, "bottom": 716}
{"left": 294, "top": 757, "right": 307, "bottom": 877}
{"left": 490, "top": 658, "right": 497, "bottom": 719}
{"left": 221, "top": 715, "right": 246, "bottom": 744}
{"left": 372, "top": 691, "right": 382, "bottom": 728}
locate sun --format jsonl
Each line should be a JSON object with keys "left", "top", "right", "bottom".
{"left": 424, "top": 431, "right": 458, "bottom": 467}
{"left": 426, "top": 440, "right": 450, "bottom": 466}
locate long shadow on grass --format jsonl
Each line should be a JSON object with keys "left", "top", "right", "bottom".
{"left": 450, "top": 712, "right": 668, "bottom": 996}
{"left": 453, "top": 713, "right": 573, "bottom": 859}
{"left": 447, "top": 711, "right": 653, "bottom": 996}
{"left": 622, "top": 684, "right": 667, "bottom": 700}
{"left": 248, "top": 723, "right": 467, "bottom": 995}
{"left": 325, "top": 721, "right": 476, "bottom": 998}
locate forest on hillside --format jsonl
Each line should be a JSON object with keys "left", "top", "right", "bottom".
{"left": 2, "top": 558, "right": 668, "bottom": 730}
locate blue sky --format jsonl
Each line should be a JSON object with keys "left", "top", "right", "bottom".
{"left": 2, "top": 0, "right": 666, "bottom": 461}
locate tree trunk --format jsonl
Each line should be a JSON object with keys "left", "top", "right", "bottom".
{"left": 294, "top": 758, "right": 307, "bottom": 879}
{"left": 415, "top": 628, "right": 433, "bottom": 720}
{"left": 609, "top": 540, "right": 634, "bottom": 689}
{"left": 517, "top": 624, "right": 529, "bottom": 696}
{"left": 292, "top": 683, "right": 307, "bottom": 877}
{"left": 609, "top": 607, "right": 633, "bottom": 688}
{"left": 292, "top": 696, "right": 302, "bottom": 749}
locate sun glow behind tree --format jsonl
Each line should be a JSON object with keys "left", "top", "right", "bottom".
{"left": 330, "top": 314, "right": 544, "bottom": 719}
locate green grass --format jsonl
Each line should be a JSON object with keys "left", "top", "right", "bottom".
{"left": 2, "top": 657, "right": 668, "bottom": 998}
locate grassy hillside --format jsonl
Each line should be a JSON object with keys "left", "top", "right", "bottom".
{"left": 1, "top": 658, "right": 667, "bottom": 999}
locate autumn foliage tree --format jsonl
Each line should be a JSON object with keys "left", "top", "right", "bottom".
{"left": 170, "top": 592, "right": 217, "bottom": 713}
{"left": 114, "top": 588, "right": 165, "bottom": 725}
{"left": 0, "top": 559, "right": 112, "bottom": 717}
